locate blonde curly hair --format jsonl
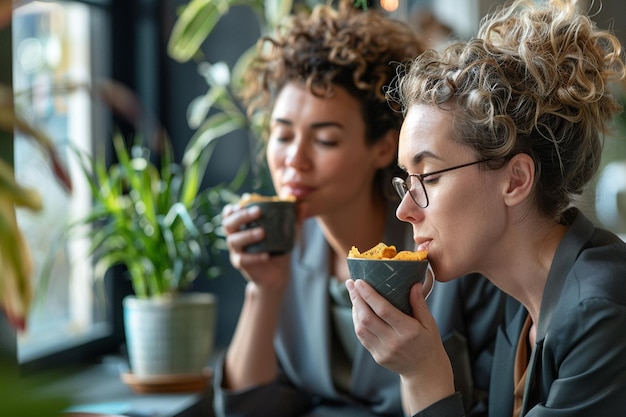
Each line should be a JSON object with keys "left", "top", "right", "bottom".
{"left": 390, "top": 0, "right": 626, "bottom": 220}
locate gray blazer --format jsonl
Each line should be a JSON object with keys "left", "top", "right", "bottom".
{"left": 415, "top": 209, "right": 626, "bottom": 417}
{"left": 214, "top": 207, "right": 507, "bottom": 417}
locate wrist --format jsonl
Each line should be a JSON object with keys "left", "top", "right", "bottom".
{"left": 401, "top": 371, "right": 456, "bottom": 414}
{"left": 245, "top": 280, "right": 287, "bottom": 302}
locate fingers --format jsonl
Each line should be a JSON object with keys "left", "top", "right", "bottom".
{"left": 222, "top": 204, "right": 264, "bottom": 248}
{"left": 346, "top": 279, "right": 382, "bottom": 350}
{"left": 347, "top": 279, "right": 424, "bottom": 369}
{"left": 350, "top": 279, "right": 412, "bottom": 327}
{"left": 222, "top": 203, "right": 262, "bottom": 234}
{"left": 409, "top": 283, "right": 432, "bottom": 323}
{"left": 346, "top": 279, "right": 408, "bottom": 339}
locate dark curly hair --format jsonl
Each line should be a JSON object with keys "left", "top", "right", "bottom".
{"left": 241, "top": 0, "right": 425, "bottom": 198}
{"left": 390, "top": 0, "right": 626, "bottom": 220}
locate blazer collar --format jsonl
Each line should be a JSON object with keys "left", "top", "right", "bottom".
{"left": 535, "top": 208, "right": 595, "bottom": 341}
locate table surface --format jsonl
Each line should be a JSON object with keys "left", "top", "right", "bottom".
{"left": 39, "top": 356, "right": 214, "bottom": 417}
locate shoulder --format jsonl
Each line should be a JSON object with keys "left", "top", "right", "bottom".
{"left": 568, "top": 230, "right": 626, "bottom": 304}
{"left": 548, "top": 232, "right": 626, "bottom": 343}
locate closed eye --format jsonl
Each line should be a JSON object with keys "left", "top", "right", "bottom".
{"left": 274, "top": 136, "right": 292, "bottom": 143}
{"left": 315, "top": 138, "right": 339, "bottom": 147}
{"left": 421, "top": 174, "right": 440, "bottom": 185}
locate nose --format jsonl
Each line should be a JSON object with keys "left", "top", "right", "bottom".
{"left": 396, "top": 193, "right": 424, "bottom": 224}
{"left": 284, "top": 138, "right": 311, "bottom": 170}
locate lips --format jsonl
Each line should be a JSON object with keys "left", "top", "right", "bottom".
{"left": 280, "top": 183, "right": 315, "bottom": 199}
{"left": 415, "top": 239, "right": 432, "bottom": 252}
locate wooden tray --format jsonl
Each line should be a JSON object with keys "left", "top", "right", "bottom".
{"left": 65, "top": 414, "right": 127, "bottom": 417}
{"left": 121, "top": 368, "right": 212, "bottom": 394}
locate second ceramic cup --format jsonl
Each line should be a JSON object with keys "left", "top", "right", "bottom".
{"left": 242, "top": 200, "right": 296, "bottom": 255}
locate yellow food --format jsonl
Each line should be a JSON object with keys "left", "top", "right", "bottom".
{"left": 348, "top": 242, "right": 428, "bottom": 261}
{"left": 239, "top": 193, "right": 296, "bottom": 206}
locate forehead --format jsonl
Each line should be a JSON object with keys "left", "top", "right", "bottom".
{"left": 398, "top": 105, "right": 456, "bottom": 165}
{"left": 271, "top": 82, "right": 363, "bottom": 124}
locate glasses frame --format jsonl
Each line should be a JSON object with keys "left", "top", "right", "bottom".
{"left": 393, "top": 159, "right": 492, "bottom": 208}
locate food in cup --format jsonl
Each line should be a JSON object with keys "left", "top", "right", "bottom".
{"left": 348, "top": 242, "right": 428, "bottom": 261}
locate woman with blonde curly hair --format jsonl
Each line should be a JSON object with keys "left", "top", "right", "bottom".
{"left": 216, "top": 1, "right": 508, "bottom": 416}
{"left": 347, "top": 0, "right": 626, "bottom": 416}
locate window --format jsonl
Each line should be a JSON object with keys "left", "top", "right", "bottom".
{"left": 12, "top": 1, "right": 114, "bottom": 365}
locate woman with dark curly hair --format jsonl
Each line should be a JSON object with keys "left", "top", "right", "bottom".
{"left": 216, "top": 1, "right": 508, "bottom": 416}
{"left": 347, "top": 1, "right": 626, "bottom": 416}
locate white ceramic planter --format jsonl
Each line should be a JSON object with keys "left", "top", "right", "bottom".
{"left": 123, "top": 292, "right": 217, "bottom": 377}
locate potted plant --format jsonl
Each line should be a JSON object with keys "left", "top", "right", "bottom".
{"left": 70, "top": 122, "right": 241, "bottom": 385}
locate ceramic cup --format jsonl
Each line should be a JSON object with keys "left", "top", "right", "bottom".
{"left": 241, "top": 200, "right": 297, "bottom": 255}
{"left": 347, "top": 257, "right": 433, "bottom": 315}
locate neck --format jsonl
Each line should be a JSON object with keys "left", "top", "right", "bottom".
{"left": 485, "top": 214, "right": 568, "bottom": 326}
{"left": 318, "top": 195, "right": 388, "bottom": 281}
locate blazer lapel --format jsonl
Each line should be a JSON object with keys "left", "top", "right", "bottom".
{"left": 518, "top": 209, "right": 595, "bottom": 413}
{"left": 521, "top": 339, "right": 544, "bottom": 414}
{"left": 489, "top": 306, "right": 526, "bottom": 416}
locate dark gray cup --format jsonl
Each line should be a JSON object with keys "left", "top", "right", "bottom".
{"left": 347, "top": 258, "right": 433, "bottom": 315}
{"left": 242, "top": 201, "right": 296, "bottom": 256}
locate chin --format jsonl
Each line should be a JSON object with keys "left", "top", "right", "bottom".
{"left": 430, "top": 265, "right": 454, "bottom": 283}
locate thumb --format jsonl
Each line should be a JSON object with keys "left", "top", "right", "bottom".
{"left": 409, "top": 283, "right": 435, "bottom": 326}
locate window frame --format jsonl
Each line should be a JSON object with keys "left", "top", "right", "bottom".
{"left": 1, "top": 0, "right": 164, "bottom": 373}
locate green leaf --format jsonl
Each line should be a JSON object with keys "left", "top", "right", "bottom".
{"left": 264, "top": 0, "right": 293, "bottom": 29}
{"left": 0, "top": 159, "right": 42, "bottom": 210}
{"left": 231, "top": 45, "right": 257, "bottom": 92}
{"left": 182, "top": 111, "right": 244, "bottom": 167}
{"left": 187, "top": 84, "right": 228, "bottom": 129}
{"left": 168, "top": 0, "right": 231, "bottom": 63}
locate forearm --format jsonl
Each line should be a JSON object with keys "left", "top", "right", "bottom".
{"left": 223, "top": 282, "right": 285, "bottom": 390}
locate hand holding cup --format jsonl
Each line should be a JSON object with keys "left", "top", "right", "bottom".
{"left": 347, "top": 243, "right": 433, "bottom": 315}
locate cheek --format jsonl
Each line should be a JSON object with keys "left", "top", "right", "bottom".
{"left": 446, "top": 204, "right": 503, "bottom": 273}
{"left": 266, "top": 141, "right": 285, "bottom": 171}
{"left": 430, "top": 176, "right": 504, "bottom": 277}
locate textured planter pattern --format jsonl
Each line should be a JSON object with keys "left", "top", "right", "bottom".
{"left": 123, "top": 293, "right": 217, "bottom": 377}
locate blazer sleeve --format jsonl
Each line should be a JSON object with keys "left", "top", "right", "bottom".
{"left": 411, "top": 393, "right": 466, "bottom": 417}
{"left": 212, "top": 351, "right": 315, "bottom": 417}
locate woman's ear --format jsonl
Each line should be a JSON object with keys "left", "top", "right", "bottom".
{"left": 503, "top": 153, "right": 535, "bottom": 206}
{"left": 373, "top": 129, "right": 399, "bottom": 168}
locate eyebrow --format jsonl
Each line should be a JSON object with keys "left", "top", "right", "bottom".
{"left": 399, "top": 150, "right": 442, "bottom": 171}
{"left": 271, "top": 117, "right": 345, "bottom": 130}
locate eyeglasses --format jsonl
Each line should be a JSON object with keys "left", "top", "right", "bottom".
{"left": 392, "top": 159, "right": 492, "bottom": 208}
